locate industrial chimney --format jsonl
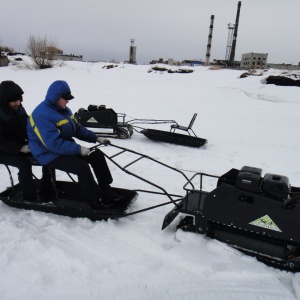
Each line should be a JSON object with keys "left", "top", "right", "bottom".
{"left": 228, "top": 1, "right": 241, "bottom": 67}
{"left": 205, "top": 15, "right": 215, "bottom": 65}
{"left": 129, "top": 39, "right": 137, "bottom": 64}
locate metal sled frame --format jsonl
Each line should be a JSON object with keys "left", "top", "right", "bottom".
{"left": 162, "top": 172, "right": 219, "bottom": 232}
{"left": 100, "top": 143, "right": 193, "bottom": 216}
{"left": 170, "top": 113, "right": 198, "bottom": 137}
{"left": 127, "top": 118, "right": 177, "bottom": 133}
{"left": 0, "top": 144, "right": 192, "bottom": 218}
{"left": 3, "top": 157, "right": 77, "bottom": 198}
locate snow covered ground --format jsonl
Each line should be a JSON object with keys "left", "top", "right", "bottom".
{"left": 1, "top": 58, "right": 300, "bottom": 299}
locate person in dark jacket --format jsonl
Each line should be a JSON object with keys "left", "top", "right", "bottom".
{"left": 27, "top": 80, "right": 122, "bottom": 210}
{"left": 0, "top": 80, "right": 51, "bottom": 200}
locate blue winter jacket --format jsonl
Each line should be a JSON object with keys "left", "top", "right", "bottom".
{"left": 27, "top": 80, "right": 97, "bottom": 165}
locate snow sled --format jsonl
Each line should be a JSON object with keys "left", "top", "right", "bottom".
{"left": 75, "top": 105, "right": 133, "bottom": 139}
{"left": 0, "top": 144, "right": 186, "bottom": 222}
{"left": 162, "top": 166, "right": 300, "bottom": 271}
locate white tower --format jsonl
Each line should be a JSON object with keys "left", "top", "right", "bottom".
{"left": 129, "top": 39, "right": 137, "bottom": 64}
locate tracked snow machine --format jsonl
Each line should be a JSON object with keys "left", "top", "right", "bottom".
{"left": 163, "top": 166, "right": 300, "bottom": 271}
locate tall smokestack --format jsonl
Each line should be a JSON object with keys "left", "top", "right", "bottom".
{"left": 205, "top": 15, "right": 214, "bottom": 65}
{"left": 229, "top": 1, "right": 241, "bottom": 67}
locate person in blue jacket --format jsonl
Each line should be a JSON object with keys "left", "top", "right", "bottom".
{"left": 27, "top": 80, "right": 122, "bottom": 210}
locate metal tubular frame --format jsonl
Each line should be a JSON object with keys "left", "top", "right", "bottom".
{"left": 96, "top": 143, "right": 193, "bottom": 208}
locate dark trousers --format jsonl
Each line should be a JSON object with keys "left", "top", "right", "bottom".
{"left": 0, "top": 152, "right": 37, "bottom": 200}
{"left": 45, "top": 149, "right": 113, "bottom": 203}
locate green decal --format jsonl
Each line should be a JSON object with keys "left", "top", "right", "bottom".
{"left": 249, "top": 215, "right": 282, "bottom": 232}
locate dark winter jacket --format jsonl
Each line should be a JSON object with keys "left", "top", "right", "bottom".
{"left": 0, "top": 81, "right": 28, "bottom": 153}
{"left": 27, "top": 80, "right": 97, "bottom": 165}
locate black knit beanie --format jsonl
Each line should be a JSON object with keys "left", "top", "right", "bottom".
{"left": 0, "top": 80, "right": 24, "bottom": 104}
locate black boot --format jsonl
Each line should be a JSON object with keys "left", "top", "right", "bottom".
{"left": 100, "top": 185, "right": 125, "bottom": 205}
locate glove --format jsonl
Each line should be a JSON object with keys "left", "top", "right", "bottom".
{"left": 80, "top": 146, "right": 91, "bottom": 156}
{"left": 20, "top": 145, "right": 30, "bottom": 153}
{"left": 96, "top": 137, "right": 111, "bottom": 145}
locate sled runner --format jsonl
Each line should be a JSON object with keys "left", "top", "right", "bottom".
{"left": 140, "top": 129, "right": 207, "bottom": 148}
{"left": 162, "top": 166, "right": 300, "bottom": 271}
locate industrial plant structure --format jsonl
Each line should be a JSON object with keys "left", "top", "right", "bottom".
{"left": 240, "top": 53, "right": 268, "bottom": 69}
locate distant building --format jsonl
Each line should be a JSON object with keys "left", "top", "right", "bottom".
{"left": 240, "top": 52, "right": 268, "bottom": 69}
{"left": 46, "top": 47, "right": 63, "bottom": 55}
{"left": 265, "top": 62, "right": 300, "bottom": 71}
{"left": 168, "top": 58, "right": 174, "bottom": 65}
{"left": 52, "top": 54, "right": 83, "bottom": 62}
{"left": 182, "top": 60, "right": 204, "bottom": 66}
{"left": 211, "top": 59, "right": 239, "bottom": 68}
{"left": 46, "top": 47, "right": 83, "bottom": 62}
{"left": 149, "top": 58, "right": 204, "bottom": 66}
{"left": 149, "top": 58, "right": 169, "bottom": 65}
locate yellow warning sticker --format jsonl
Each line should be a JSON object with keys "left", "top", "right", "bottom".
{"left": 249, "top": 215, "right": 282, "bottom": 232}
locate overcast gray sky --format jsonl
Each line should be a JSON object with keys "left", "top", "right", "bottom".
{"left": 1, "top": 0, "right": 299, "bottom": 64}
